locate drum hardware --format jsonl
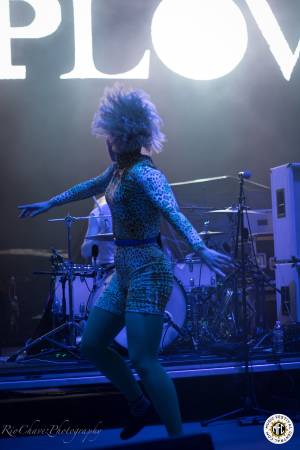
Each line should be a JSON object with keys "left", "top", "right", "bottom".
{"left": 180, "top": 286, "right": 237, "bottom": 350}
{"left": 170, "top": 257, "right": 239, "bottom": 351}
{"left": 7, "top": 215, "right": 89, "bottom": 362}
{"left": 49, "top": 262, "right": 188, "bottom": 353}
{"left": 243, "top": 260, "right": 280, "bottom": 335}
{"left": 163, "top": 311, "right": 187, "bottom": 338}
{"left": 48, "top": 264, "right": 115, "bottom": 344}
{"left": 7, "top": 191, "right": 276, "bottom": 361}
{"left": 202, "top": 171, "right": 273, "bottom": 427}
{"left": 52, "top": 263, "right": 108, "bottom": 315}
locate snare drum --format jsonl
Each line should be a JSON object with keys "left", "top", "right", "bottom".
{"left": 173, "top": 258, "right": 216, "bottom": 291}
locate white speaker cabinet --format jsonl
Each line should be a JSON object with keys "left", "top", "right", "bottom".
{"left": 275, "top": 263, "right": 300, "bottom": 324}
{"left": 270, "top": 163, "right": 300, "bottom": 261}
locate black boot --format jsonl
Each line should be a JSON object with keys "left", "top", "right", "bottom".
{"left": 120, "top": 395, "right": 154, "bottom": 440}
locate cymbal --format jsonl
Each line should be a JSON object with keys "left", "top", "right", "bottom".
{"left": 171, "top": 175, "right": 228, "bottom": 187}
{"left": 209, "top": 207, "right": 267, "bottom": 215}
{"left": 0, "top": 248, "right": 68, "bottom": 258}
{"left": 86, "top": 233, "right": 115, "bottom": 241}
{"left": 198, "top": 231, "right": 225, "bottom": 236}
{"left": 180, "top": 206, "right": 212, "bottom": 211}
{"left": 170, "top": 175, "right": 270, "bottom": 190}
{"left": 48, "top": 214, "right": 111, "bottom": 222}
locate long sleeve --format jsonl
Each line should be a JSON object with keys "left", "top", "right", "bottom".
{"left": 132, "top": 164, "right": 207, "bottom": 254}
{"left": 49, "top": 163, "right": 116, "bottom": 207}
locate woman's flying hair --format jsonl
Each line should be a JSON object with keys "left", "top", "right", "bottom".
{"left": 91, "top": 84, "right": 166, "bottom": 153}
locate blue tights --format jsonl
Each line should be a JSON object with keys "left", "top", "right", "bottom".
{"left": 80, "top": 307, "right": 183, "bottom": 437}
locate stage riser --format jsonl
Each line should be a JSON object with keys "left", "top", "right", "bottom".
{"left": 1, "top": 368, "right": 300, "bottom": 430}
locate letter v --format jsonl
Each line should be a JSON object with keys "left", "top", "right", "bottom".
{"left": 245, "top": 0, "right": 300, "bottom": 81}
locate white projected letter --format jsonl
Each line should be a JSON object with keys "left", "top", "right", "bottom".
{"left": 246, "top": 0, "right": 300, "bottom": 81}
{"left": 151, "top": 0, "right": 248, "bottom": 80}
{"left": 61, "top": 0, "right": 150, "bottom": 79}
{"left": 0, "top": 0, "right": 61, "bottom": 79}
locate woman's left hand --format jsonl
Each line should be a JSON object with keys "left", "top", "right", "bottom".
{"left": 198, "top": 247, "right": 234, "bottom": 277}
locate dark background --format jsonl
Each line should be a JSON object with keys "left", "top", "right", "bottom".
{"left": 0, "top": 0, "right": 299, "bottom": 342}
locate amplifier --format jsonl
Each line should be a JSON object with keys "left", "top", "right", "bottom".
{"left": 274, "top": 263, "right": 300, "bottom": 324}
{"left": 252, "top": 232, "right": 275, "bottom": 280}
{"left": 270, "top": 163, "right": 300, "bottom": 260}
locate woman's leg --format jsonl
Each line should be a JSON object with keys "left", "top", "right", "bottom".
{"left": 125, "top": 312, "right": 183, "bottom": 437}
{"left": 80, "top": 306, "right": 143, "bottom": 402}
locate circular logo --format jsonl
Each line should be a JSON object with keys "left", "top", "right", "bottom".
{"left": 264, "top": 414, "right": 294, "bottom": 444}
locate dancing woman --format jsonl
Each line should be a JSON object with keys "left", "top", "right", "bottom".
{"left": 18, "top": 85, "right": 232, "bottom": 439}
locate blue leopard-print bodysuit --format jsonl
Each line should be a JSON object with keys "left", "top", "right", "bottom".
{"left": 49, "top": 152, "right": 206, "bottom": 315}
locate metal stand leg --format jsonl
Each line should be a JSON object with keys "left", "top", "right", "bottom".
{"left": 8, "top": 215, "right": 86, "bottom": 362}
{"left": 201, "top": 172, "right": 273, "bottom": 427}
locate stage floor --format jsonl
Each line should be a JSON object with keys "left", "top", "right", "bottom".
{"left": 0, "top": 419, "right": 299, "bottom": 449}
{"left": 1, "top": 348, "right": 300, "bottom": 449}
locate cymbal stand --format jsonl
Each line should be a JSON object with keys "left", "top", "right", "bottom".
{"left": 202, "top": 172, "right": 272, "bottom": 426}
{"left": 8, "top": 215, "right": 82, "bottom": 362}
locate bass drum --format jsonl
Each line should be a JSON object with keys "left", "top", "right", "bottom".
{"left": 89, "top": 271, "right": 187, "bottom": 352}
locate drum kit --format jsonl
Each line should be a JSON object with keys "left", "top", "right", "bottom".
{"left": 8, "top": 172, "right": 274, "bottom": 361}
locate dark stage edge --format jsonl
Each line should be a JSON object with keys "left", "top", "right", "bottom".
{"left": 1, "top": 422, "right": 300, "bottom": 450}
{"left": 1, "top": 351, "right": 300, "bottom": 390}
{"left": 1, "top": 351, "right": 300, "bottom": 434}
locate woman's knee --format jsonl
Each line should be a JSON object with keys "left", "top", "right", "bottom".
{"left": 79, "top": 338, "right": 94, "bottom": 359}
{"left": 80, "top": 336, "right": 106, "bottom": 360}
{"left": 130, "top": 354, "right": 158, "bottom": 378}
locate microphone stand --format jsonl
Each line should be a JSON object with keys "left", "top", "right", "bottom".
{"left": 201, "top": 171, "right": 272, "bottom": 426}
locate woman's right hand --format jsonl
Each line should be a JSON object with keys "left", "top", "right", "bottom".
{"left": 17, "top": 200, "right": 52, "bottom": 218}
{"left": 198, "top": 247, "right": 235, "bottom": 278}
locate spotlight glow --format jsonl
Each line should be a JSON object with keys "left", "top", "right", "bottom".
{"left": 151, "top": 0, "right": 248, "bottom": 80}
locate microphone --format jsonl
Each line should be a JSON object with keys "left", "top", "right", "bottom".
{"left": 238, "top": 170, "right": 252, "bottom": 179}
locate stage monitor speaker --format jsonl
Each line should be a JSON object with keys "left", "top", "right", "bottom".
{"left": 270, "top": 163, "right": 300, "bottom": 261}
{"left": 275, "top": 263, "right": 300, "bottom": 324}
{"left": 95, "top": 433, "right": 214, "bottom": 450}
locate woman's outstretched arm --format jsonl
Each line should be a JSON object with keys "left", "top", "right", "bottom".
{"left": 49, "top": 163, "right": 116, "bottom": 207}
{"left": 132, "top": 165, "right": 233, "bottom": 276}
{"left": 18, "top": 163, "right": 116, "bottom": 218}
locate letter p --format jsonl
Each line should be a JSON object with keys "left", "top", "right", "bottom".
{"left": 0, "top": 0, "right": 61, "bottom": 79}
